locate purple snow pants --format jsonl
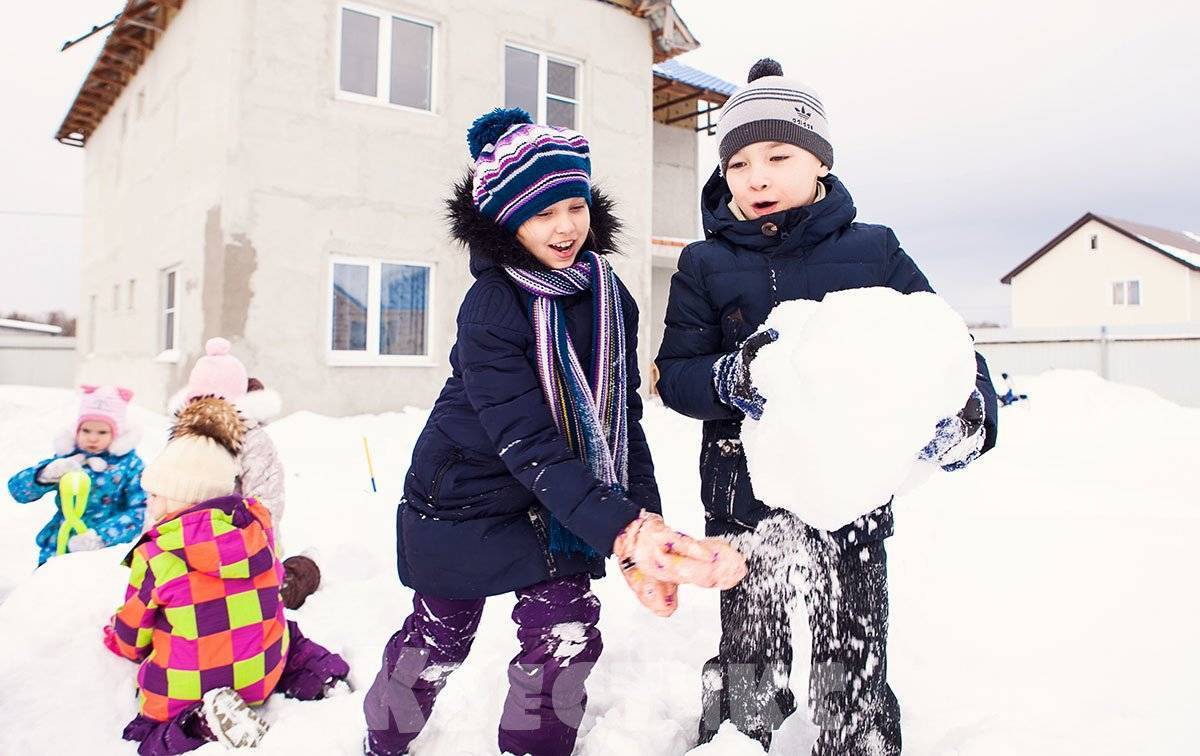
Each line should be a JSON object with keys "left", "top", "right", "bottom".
{"left": 364, "top": 574, "right": 603, "bottom": 756}
{"left": 122, "top": 620, "right": 349, "bottom": 756}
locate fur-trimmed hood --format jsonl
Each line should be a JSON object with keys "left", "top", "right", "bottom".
{"left": 445, "top": 171, "right": 623, "bottom": 277}
{"left": 169, "top": 387, "right": 282, "bottom": 429}
{"left": 53, "top": 423, "right": 142, "bottom": 459}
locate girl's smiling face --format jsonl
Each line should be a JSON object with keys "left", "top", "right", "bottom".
{"left": 515, "top": 197, "right": 591, "bottom": 270}
{"left": 76, "top": 420, "right": 113, "bottom": 454}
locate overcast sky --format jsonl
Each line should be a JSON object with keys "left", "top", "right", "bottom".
{"left": 674, "top": 0, "right": 1200, "bottom": 323}
{"left": 3, "top": 0, "right": 1198, "bottom": 324}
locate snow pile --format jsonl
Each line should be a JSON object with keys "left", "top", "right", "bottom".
{"left": 743, "top": 288, "right": 976, "bottom": 530}
{"left": 3, "top": 371, "right": 1200, "bottom": 754}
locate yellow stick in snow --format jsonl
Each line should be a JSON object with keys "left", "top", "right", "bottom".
{"left": 362, "top": 436, "right": 377, "bottom": 493}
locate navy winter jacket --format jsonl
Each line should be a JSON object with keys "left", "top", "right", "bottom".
{"left": 655, "top": 169, "right": 998, "bottom": 543}
{"left": 396, "top": 178, "right": 660, "bottom": 599}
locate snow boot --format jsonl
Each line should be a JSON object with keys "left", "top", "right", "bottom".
{"left": 199, "top": 688, "right": 270, "bottom": 749}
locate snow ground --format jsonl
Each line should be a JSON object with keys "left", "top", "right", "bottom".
{"left": 1, "top": 371, "right": 1197, "bottom": 755}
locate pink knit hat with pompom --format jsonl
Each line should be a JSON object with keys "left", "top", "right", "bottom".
{"left": 77, "top": 385, "right": 134, "bottom": 436}
{"left": 183, "top": 337, "right": 248, "bottom": 403}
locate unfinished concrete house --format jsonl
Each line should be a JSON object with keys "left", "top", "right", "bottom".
{"left": 57, "top": 0, "right": 733, "bottom": 414}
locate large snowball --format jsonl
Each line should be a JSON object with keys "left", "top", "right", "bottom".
{"left": 742, "top": 288, "right": 976, "bottom": 530}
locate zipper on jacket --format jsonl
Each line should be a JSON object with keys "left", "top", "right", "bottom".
{"left": 428, "top": 449, "right": 463, "bottom": 504}
{"left": 527, "top": 508, "right": 559, "bottom": 578}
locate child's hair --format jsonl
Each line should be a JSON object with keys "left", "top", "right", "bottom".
{"left": 247, "top": 377, "right": 265, "bottom": 392}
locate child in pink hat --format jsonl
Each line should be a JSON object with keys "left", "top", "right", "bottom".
{"left": 169, "top": 337, "right": 314, "bottom": 608}
{"left": 7, "top": 385, "right": 148, "bottom": 565}
{"left": 170, "top": 338, "right": 285, "bottom": 533}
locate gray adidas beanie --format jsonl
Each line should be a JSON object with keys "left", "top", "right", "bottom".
{"left": 716, "top": 58, "right": 833, "bottom": 172}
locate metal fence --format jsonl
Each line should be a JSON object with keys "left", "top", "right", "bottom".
{"left": 971, "top": 324, "right": 1200, "bottom": 407}
{"left": 0, "top": 336, "right": 78, "bottom": 387}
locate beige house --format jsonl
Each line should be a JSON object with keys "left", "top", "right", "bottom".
{"left": 1001, "top": 213, "right": 1200, "bottom": 328}
{"left": 56, "top": 0, "right": 732, "bottom": 414}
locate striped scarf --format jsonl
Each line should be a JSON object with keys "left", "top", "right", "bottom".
{"left": 503, "top": 251, "right": 628, "bottom": 558}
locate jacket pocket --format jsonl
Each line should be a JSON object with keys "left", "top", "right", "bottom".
{"left": 428, "top": 448, "right": 464, "bottom": 506}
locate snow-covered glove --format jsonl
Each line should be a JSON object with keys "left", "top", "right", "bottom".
{"left": 918, "top": 388, "right": 986, "bottom": 472}
{"left": 68, "top": 530, "right": 106, "bottom": 553}
{"left": 36, "top": 454, "right": 85, "bottom": 484}
{"left": 84, "top": 456, "right": 108, "bottom": 473}
{"left": 613, "top": 512, "right": 747, "bottom": 590}
{"left": 102, "top": 621, "right": 123, "bottom": 658}
{"left": 713, "top": 328, "right": 779, "bottom": 421}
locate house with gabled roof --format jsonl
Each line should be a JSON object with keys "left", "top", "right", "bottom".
{"left": 55, "top": 0, "right": 734, "bottom": 414}
{"left": 1001, "top": 213, "right": 1200, "bottom": 328}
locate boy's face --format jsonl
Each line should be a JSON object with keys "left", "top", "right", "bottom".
{"left": 76, "top": 421, "right": 113, "bottom": 454}
{"left": 515, "top": 197, "right": 591, "bottom": 270}
{"left": 725, "top": 142, "right": 831, "bottom": 220}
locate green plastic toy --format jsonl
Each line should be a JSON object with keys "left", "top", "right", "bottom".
{"left": 56, "top": 469, "right": 91, "bottom": 556}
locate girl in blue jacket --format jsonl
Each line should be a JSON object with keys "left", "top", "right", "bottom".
{"left": 7, "top": 385, "right": 147, "bottom": 565}
{"left": 363, "top": 108, "right": 745, "bottom": 756}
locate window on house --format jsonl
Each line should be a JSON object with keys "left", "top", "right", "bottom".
{"left": 329, "top": 257, "right": 432, "bottom": 363}
{"left": 1112, "top": 280, "right": 1141, "bottom": 306}
{"left": 505, "top": 45, "right": 579, "bottom": 128}
{"left": 1090, "top": 234, "right": 1099, "bottom": 250}
{"left": 112, "top": 284, "right": 120, "bottom": 311}
{"left": 128, "top": 279, "right": 136, "bottom": 310}
{"left": 338, "top": 5, "right": 434, "bottom": 111}
{"left": 161, "top": 267, "right": 179, "bottom": 351}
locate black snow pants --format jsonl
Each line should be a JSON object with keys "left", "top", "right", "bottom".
{"left": 699, "top": 512, "right": 901, "bottom": 755}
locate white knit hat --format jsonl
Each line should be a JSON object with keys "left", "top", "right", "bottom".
{"left": 141, "top": 434, "right": 238, "bottom": 505}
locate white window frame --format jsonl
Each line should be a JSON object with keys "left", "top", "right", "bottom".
{"left": 326, "top": 255, "right": 436, "bottom": 367}
{"left": 335, "top": 3, "right": 438, "bottom": 116}
{"left": 504, "top": 42, "right": 582, "bottom": 128}
{"left": 1126, "top": 279, "right": 1141, "bottom": 306}
{"left": 1111, "top": 279, "right": 1142, "bottom": 307}
{"left": 159, "top": 266, "right": 181, "bottom": 355}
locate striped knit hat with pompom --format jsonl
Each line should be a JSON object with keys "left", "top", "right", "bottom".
{"left": 716, "top": 58, "right": 834, "bottom": 173}
{"left": 467, "top": 108, "right": 592, "bottom": 234}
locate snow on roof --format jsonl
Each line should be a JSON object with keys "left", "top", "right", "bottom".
{"left": 1098, "top": 214, "right": 1200, "bottom": 272}
{"left": 0, "top": 318, "right": 63, "bottom": 335}
{"left": 1135, "top": 235, "right": 1200, "bottom": 269}
{"left": 652, "top": 59, "right": 738, "bottom": 97}
{"left": 1002, "top": 212, "right": 1200, "bottom": 283}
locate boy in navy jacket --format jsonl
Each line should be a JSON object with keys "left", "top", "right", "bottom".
{"left": 656, "top": 59, "right": 998, "bottom": 754}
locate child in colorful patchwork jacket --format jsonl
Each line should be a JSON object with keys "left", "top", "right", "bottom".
{"left": 105, "top": 397, "right": 349, "bottom": 755}
{"left": 7, "top": 385, "right": 147, "bottom": 565}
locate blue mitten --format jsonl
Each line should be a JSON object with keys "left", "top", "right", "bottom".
{"left": 919, "top": 388, "right": 986, "bottom": 471}
{"left": 712, "top": 328, "right": 779, "bottom": 421}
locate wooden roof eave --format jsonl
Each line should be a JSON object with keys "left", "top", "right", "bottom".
{"left": 54, "top": 0, "right": 186, "bottom": 146}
